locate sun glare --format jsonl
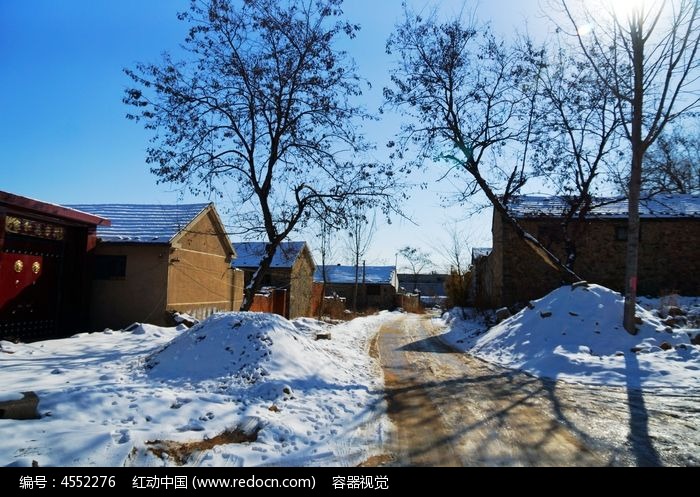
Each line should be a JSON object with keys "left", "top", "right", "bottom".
{"left": 610, "top": 0, "right": 647, "bottom": 18}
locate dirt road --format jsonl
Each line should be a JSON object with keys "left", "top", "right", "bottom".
{"left": 375, "top": 313, "right": 700, "bottom": 466}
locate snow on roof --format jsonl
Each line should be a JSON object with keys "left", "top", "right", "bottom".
{"left": 472, "top": 247, "right": 492, "bottom": 261}
{"left": 314, "top": 265, "right": 396, "bottom": 284}
{"left": 232, "top": 241, "right": 310, "bottom": 269}
{"left": 66, "top": 203, "right": 210, "bottom": 243}
{"left": 508, "top": 194, "right": 700, "bottom": 219}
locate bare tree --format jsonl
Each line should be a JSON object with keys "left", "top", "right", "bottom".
{"left": 398, "top": 246, "right": 432, "bottom": 292}
{"left": 434, "top": 222, "right": 471, "bottom": 276}
{"left": 315, "top": 218, "right": 338, "bottom": 318}
{"left": 345, "top": 207, "right": 376, "bottom": 311}
{"left": 385, "top": 7, "right": 582, "bottom": 282}
{"left": 643, "top": 125, "right": 700, "bottom": 194}
{"left": 560, "top": 0, "right": 700, "bottom": 333}
{"left": 123, "top": 0, "right": 397, "bottom": 311}
{"left": 522, "top": 36, "right": 623, "bottom": 270}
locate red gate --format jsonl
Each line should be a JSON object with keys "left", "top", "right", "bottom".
{"left": 0, "top": 231, "right": 64, "bottom": 340}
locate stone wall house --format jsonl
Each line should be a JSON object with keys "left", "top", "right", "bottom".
{"left": 316, "top": 265, "right": 399, "bottom": 311}
{"left": 232, "top": 241, "right": 316, "bottom": 319}
{"left": 70, "top": 203, "right": 243, "bottom": 330}
{"left": 474, "top": 194, "right": 700, "bottom": 308}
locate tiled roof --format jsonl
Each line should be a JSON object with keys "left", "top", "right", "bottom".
{"left": 232, "top": 241, "right": 310, "bottom": 269}
{"left": 508, "top": 194, "right": 700, "bottom": 219}
{"left": 67, "top": 203, "right": 210, "bottom": 243}
{"left": 314, "top": 265, "right": 396, "bottom": 284}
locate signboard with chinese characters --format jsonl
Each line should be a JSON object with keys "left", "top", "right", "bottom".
{"left": 5, "top": 216, "right": 65, "bottom": 241}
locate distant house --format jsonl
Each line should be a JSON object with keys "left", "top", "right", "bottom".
{"left": 315, "top": 265, "right": 399, "bottom": 310}
{"left": 69, "top": 203, "right": 243, "bottom": 330}
{"left": 473, "top": 194, "right": 700, "bottom": 307}
{"left": 398, "top": 273, "right": 447, "bottom": 296}
{"left": 232, "top": 241, "right": 316, "bottom": 319}
{"left": 0, "top": 191, "right": 109, "bottom": 341}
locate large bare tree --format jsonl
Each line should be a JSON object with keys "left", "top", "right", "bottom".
{"left": 522, "top": 36, "right": 623, "bottom": 270}
{"left": 124, "top": 0, "right": 397, "bottom": 310}
{"left": 385, "top": 7, "right": 582, "bottom": 283}
{"left": 560, "top": 0, "right": 700, "bottom": 333}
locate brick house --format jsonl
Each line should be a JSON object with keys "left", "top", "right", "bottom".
{"left": 315, "top": 265, "right": 399, "bottom": 311}
{"left": 232, "top": 241, "right": 316, "bottom": 319}
{"left": 473, "top": 194, "right": 700, "bottom": 307}
{"left": 70, "top": 203, "right": 244, "bottom": 330}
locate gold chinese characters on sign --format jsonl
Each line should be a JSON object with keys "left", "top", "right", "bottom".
{"left": 14, "top": 260, "right": 24, "bottom": 273}
{"left": 5, "top": 216, "right": 64, "bottom": 241}
{"left": 32, "top": 262, "right": 41, "bottom": 274}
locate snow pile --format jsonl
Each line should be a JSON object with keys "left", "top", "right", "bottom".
{"left": 0, "top": 312, "right": 394, "bottom": 467}
{"left": 146, "top": 313, "right": 327, "bottom": 385}
{"left": 441, "top": 284, "right": 700, "bottom": 390}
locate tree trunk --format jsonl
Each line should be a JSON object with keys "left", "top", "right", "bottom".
{"left": 623, "top": 148, "right": 643, "bottom": 334}
{"left": 460, "top": 152, "right": 583, "bottom": 283}
{"left": 623, "top": 20, "right": 645, "bottom": 335}
{"left": 318, "top": 278, "right": 326, "bottom": 320}
{"left": 353, "top": 255, "right": 359, "bottom": 313}
{"left": 240, "top": 243, "right": 277, "bottom": 312}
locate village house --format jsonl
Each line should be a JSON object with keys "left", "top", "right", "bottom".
{"left": 398, "top": 272, "right": 447, "bottom": 296}
{"left": 315, "top": 265, "right": 399, "bottom": 311}
{"left": 232, "top": 241, "right": 316, "bottom": 319}
{"left": 473, "top": 194, "right": 700, "bottom": 308}
{"left": 0, "top": 191, "right": 110, "bottom": 341}
{"left": 70, "top": 203, "right": 243, "bottom": 330}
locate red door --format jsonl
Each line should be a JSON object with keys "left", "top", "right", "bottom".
{"left": 0, "top": 240, "right": 63, "bottom": 340}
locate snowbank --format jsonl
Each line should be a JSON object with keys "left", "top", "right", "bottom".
{"left": 440, "top": 285, "right": 700, "bottom": 390}
{"left": 147, "top": 313, "right": 330, "bottom": 386}
{"left": 0, "top": 312, "right": 395, "bottom": 467}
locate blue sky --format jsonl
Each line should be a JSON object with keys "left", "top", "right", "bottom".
{"left": 1, "top": 0, "right": 547, "bottom": 270}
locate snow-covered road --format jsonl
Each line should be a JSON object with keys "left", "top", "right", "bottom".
{"left": 375, "top": 314, "right": 700, "bottom": 466}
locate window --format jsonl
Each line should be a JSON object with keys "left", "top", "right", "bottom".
{"left": 94, "top": 255, "right": 127, "bottom": 280}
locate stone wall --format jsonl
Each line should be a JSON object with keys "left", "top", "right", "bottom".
{"left": 492, "top": 212, "right": 700, "bottom": 307}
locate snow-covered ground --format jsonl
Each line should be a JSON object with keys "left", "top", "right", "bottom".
{"left": 439, "top": 285, "right": 700, "bottom": 391}
{"left": 1, "top": 312, "right": 396, "bottom": 467}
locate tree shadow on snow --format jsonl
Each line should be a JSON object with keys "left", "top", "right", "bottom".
{"left": 384, "top": 330, "right": 666, "bottom": 467}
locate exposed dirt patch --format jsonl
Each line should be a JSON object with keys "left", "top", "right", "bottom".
{"left": 369, "top": 333, "right": 379, "bottom": 360}
{"left": 146, "top": 427, "right": 259, "bottom": 465}
{"left": 377, "top": 314, "right": 603, "bottom": 466}
{"left": 358, "top": 453, "right": 395, "bottom": 467}
{"left": 376, "top": 314, "right": 700, "bottom": 467}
